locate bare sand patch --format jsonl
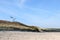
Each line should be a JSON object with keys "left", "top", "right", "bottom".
{"left": 0, "top": 31, "right": 60, "bottom": 40}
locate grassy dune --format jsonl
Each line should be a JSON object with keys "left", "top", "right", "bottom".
{"left": 0, "top": 20, "right": 60, "bottom": 32}
{"left": 0, "top": 20, "right": 42, "bottom": 32}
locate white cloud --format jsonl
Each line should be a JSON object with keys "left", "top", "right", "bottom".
{"left": 20, "top": 0, "right": 26, "bottom": 5}
{"left": 17, "top": 0, "right": 27, "bottom": 8}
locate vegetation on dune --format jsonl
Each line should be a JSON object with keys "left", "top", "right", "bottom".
{"left": 42, "top": 28, "right": 60, "bottom": 32}
{"left": 0, "top": 20, "right": 41, "bottom": 32}
{"left": 0, "top": 26, "right": 40, "bottom": 32}
{"left": 0, "top": 20, "right": 60, "bottom": 32}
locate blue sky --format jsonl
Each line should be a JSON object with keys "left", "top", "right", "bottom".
{"left": 0, "top": 0, "right": 60, "bottom": 28}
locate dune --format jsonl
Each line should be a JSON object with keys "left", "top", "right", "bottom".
{"left": 0, "top": 20, "right": 42, "bottom": 32}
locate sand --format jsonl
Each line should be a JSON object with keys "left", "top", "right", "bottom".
{"left": 0, "top": 31, "right": 60, "bottom": 40}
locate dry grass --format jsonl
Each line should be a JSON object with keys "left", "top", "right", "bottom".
{"left": 0, "top": 20, "right": 41, "bottom": 32}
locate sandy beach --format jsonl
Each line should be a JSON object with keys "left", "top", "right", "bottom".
{"left": 0, "top": 31, "right": 60, "bottom": 40}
